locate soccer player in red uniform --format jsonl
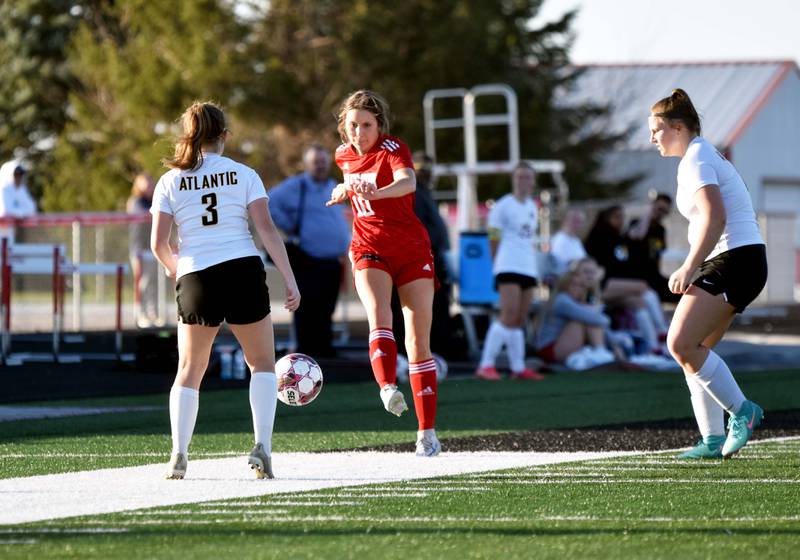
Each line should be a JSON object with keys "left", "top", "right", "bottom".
{"left": 327, "top": 90, "right": 440, "bottom": 456}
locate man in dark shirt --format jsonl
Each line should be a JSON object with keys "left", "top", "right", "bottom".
{"left": 627, "top": 192, "right": 679, "bottom": 303}
{"left": 392, "top": 152, "right": 456, "bottom": 358}
{"left": 269, "top": 145, "right": 350, "bottom": 357}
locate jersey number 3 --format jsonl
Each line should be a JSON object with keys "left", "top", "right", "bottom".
{"left": 201, "top": 193, "right": 218, "bottom": 226}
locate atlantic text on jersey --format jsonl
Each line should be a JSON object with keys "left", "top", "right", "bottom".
{"left": 179, "top": 171, "right": 238, "bottom": 191}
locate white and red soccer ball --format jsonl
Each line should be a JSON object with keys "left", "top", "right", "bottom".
{"left": 275, "top": 353, "right": 323, "bottom": 406}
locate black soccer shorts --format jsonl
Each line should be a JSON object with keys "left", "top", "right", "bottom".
{"left": 176, "top": 256, "right": 270, "bottom": 326}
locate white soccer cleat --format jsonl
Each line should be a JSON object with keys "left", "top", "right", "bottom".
{"left": 415, "top": 429, "right": 442, "bottom": 457}
{"left": 164, "top": 453, "right": 187, "bottom": 480}
{"left": 380, "top": 384, "right": 408, "bottom": 417}
{"left": 248, "top": 443, "right": 274, "bottom": 479}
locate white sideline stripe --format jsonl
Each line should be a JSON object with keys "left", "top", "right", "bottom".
{"left": 0, "top": 528, "right": 128, "bottom": 534}
{"left": 0, "top": 452, "right": 239, "bottom": 459}
{"left": 0, "top": 450, "right": 635, "bottom": 525}
{"left": 0, "top": 406, "right": 161, "bottom": 422}
{"left": 77, "top": 514, "right": 800, "bottom": 526}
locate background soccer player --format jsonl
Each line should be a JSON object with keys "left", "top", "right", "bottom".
{"left": 650, "top": 89, "right": 767, "bottom": 459}
{"left": 327, "top": 90, "right": 441, "bottom": 457}
{"left": 151, "top": 101, "right": 300, "bottom": 479}
{"left": 475, "top": 163, "right": 545, "bottom": 381}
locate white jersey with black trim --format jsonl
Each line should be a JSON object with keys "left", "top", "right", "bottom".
{"left": 487, "top": 193, "right": 539, "bottom": 277}
{"left": 151, "top": 153, "right": 268, "bottom": 278}
{"left": 676, "top": 137, "right": 763, "bottom": 260}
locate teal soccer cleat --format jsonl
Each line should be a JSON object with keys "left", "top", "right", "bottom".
{"left": 722, "top": 400, "right": 764, "bottom": 458}
{"left": 677, "top": 435, "right": 725, "bottom": 459}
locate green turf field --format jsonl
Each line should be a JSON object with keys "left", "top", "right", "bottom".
{"left": 1, "top": 368, "right": 799, "bottom": 558}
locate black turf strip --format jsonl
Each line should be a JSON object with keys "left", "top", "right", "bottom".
{"left": 348, "top": 409, "right": 800, "bottom": 453}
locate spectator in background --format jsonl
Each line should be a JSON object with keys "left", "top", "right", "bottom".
{"left": 127, "top": 174, "right": 159, "bottom": 328}
{"left": 549, "top": 208, "right": 587, "bottom": 276}
{"left": 534, "top": 269, "right": 615, "bottom": 368}
{"left": 392, "top": 152, "right": 455, "bottom": 358}
{"left": 627, "top": 192, "right": 680, "bottom": 303}
{"left": 0, "top": 161, "right": 37, "bottom": 243}
{"left": 269, "top": 144, "right": 350, "bottom": 358}
{"left": 475, "top": 162, "right": 545, "bottom": 381}
{"left": 584, "top": 205, "right": 669, "bottom": 352}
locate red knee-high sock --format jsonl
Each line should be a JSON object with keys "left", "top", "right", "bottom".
{"left": 368, "top": 328, "right": 397, "bottom": 387}
{"left": 409, "top": 358, "right": 437, "bottom": 430}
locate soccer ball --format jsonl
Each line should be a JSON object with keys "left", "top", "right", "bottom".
{"left": 275, "top": 353, "right": 323, "bottom": 406}
{"left": 395, "top": 353, "right": 447, "bottom": 384}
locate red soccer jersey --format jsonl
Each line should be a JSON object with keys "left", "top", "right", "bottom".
{"left": 335, "top": 134, "right": 431, "bottom": 257}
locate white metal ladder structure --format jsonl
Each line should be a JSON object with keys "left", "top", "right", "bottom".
{"left": 422, "top": 83, "right": 569, "bottom": 359}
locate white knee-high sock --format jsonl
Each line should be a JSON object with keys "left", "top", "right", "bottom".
{"left": 634, "top": 308, "right": 658, "bottom": 351}
{"left": 250, "top": 372, "right": 277, "bottom": 453}
{"left": 684, "top": 372, "right": 725, "bottom": 438}
{"left": 506, "top": 327, "right": 527, "bottom": 373}
{"left": 643, "top": 289, "right": 668, "bottom": 333}
{"left": 694, "top": 350, "right": 746, "bottom": 414}
{"left": 169, "top": 385, "right": 199, "bottom": 456}
{"left": 480, "top": 320, "right": 508, "bottom": 368}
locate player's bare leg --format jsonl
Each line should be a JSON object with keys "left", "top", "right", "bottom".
{"left": 668, "top": 286, "right": 761, "bottom": 458}
{"left": 355, "top": 268, "right": 408, "bottom": 416}
{"left": 230, "top": 315, "right": 278, "bottom": 479}
{"left": 166, "top": 322, "right": 219, "bottom": 479}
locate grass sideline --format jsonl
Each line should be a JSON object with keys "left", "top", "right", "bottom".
{"left": 1, "top": 368, "right": 799, "bottom": 558}
{"left": 1, "top": 368, "right": 799, "bottom": 479}
{"left": 1, "top": 440, "right": 799, "bottom": 559}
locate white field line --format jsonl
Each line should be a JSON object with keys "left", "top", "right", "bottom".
{"left": 0, "top": 450, "right": 637, "bottom": 525}
{"left": 0, "top": 452, "right": 240, "bottom": 459}
{"left": 0, "top": 528, "right": 128, "bottom": 534}
{"left": 0, "top": 406, "right": 161, "bottom": 423}
{"left": 75, "top": 514, "right": 800, "bottom": 526}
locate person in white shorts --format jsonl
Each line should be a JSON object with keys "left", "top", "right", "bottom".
{"left": 649, "top": 89, "right": 767, "bottom": 460}
{"left": 475, "top": 163, "right": 545, "bottom": 381}
{"left": 150, "top": 101, "right": 300, "bottom": 479}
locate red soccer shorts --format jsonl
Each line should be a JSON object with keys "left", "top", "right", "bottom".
{"left": 350, "top": 248, "right": 437, "bottom": 288}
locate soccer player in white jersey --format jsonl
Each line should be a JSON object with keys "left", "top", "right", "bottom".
{"left": 475, "top": 163, "right": 545, "bottom": 381}
{"left": 649, "top": 89, "right": 767, "bottom": 459}
{"left": 150, "top": 101, "right": 300, "bottom": 479}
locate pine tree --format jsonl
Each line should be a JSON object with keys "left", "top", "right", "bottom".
{"left": 0, "top": 0, "right": 83, "bottom": 200}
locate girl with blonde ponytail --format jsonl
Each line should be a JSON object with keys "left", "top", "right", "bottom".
{"left": 151, "top": 101, "right": 300, "bottom": 480}
{"left": 649, "top": 89, "right": 767, "bottom": 460}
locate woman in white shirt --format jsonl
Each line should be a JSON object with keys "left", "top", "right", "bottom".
{"left": 475, "top": 163, "right": 545, "bottom": 382}
{"left": 649, "top": 89, "right": 767, "bottom": 460}
{"left": 151, "top": 101, "right": 300, "bottom": 480}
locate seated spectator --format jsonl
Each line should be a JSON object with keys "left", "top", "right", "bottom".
{"left": 549, "top": 208, "right": 587, "bottom": 276}
{"left": 0, "top": 161, "right": 37, "bottom": 244}
{"left": 627, "top": 192, "right": 680, "bottom": 303}
{"left": 534, "top": 269, "right": 614, "bottom": 366}
{"left": 583, "top": 208, "right": 669, "bottom": 352}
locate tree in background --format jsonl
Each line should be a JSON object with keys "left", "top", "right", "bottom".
{"left": 245, "top": 0, "right": 633, "bottom": 200}
{"left": 44, "top": 0, "right": 251, "bottom": 210}
{"left": 2, "top": 0, "right": 632, "bottom": 210}
{"left": 0, "top": 0, "right": 84, "bottom": 201}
